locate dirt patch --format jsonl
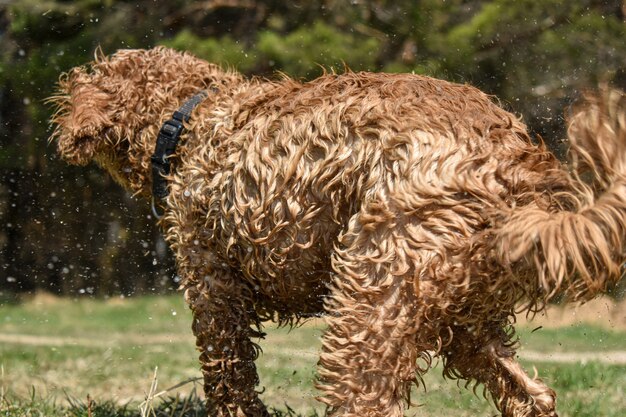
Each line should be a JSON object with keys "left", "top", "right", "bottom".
{"left": 23, "top": 291, "right": 66, "bottom": 306}
{"left": 21, "top": 291, "right": 134, "bottom": 306}
{"left": 2, "top": 332, "right": 626, "bottom": 365}
{"left": 516, "top": 296, "right": 626, "bottom": 330}
{"left": 518, "top": 349, "right": 626, "bottom": 364}
{"left": 0, "top": 332, "right": 191, "bottom": 347}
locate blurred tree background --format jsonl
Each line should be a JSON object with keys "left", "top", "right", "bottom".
{"left": 0, "top": 0, "right": 624, "bottom": 297}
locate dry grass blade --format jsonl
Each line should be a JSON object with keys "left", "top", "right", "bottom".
{"left": 139, "top": 366, "right": 204, "bottom": 417}
{"left": 0, "top": 364, "right": 5, "bottom": 406}
{"left": 139, "top": 367, "right": 160, "bottom": 417}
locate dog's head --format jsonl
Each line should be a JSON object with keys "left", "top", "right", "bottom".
{"left": 50, "top": 55, "right": 116, "bottom": 165}
{"left": 50, "top": 46, "right": 237, "bottom": 190}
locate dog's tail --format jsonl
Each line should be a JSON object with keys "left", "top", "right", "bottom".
{"left": 496, "top": 87, "right": 626, "bottom": 301}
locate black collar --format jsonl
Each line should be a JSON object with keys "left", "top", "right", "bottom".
{"left": 150, "top": 91, "right": 208, "bottom": 208}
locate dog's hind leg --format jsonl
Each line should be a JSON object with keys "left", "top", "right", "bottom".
{"left": 317, "top": 210, "right": 426, "bottom": 417}
{"left": 184, "top": 270, "right": 269, "bottom": 417}
{"left": 442, "top": 326, "right": 557, "bottom": 417}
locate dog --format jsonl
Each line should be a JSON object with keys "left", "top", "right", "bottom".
{"left": 50, "top": 46, "right": 626, "bottom": 417}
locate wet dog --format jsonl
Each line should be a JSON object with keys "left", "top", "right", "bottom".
{"left": 51, "top": 46, "right": 625, "bottom": 416}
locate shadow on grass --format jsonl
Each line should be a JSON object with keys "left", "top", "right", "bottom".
{"left": 71, "top": 393, "right": 322, "bottom": 417}
{"left": 0, "top": 390, "right": 323, "bottom": 417}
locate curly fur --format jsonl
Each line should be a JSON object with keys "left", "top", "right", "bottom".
{"left": 50, "top": 46, "right": 626, "bottom": 417}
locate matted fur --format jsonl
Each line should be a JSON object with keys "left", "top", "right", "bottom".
{"left": 50, "top": 47, "right": 626, "bottom": 417}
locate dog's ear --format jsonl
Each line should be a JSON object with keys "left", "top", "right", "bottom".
{"left": 49, "top": 65, "right": 114, "bottom": 165}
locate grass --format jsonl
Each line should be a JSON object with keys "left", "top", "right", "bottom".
{"left": 516, "top": 324, "right": 626, "bottom": 352}
{"left": 1, "top": 294, "right": 625, "bottom": 416}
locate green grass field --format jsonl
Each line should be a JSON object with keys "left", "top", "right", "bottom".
{"left": 1, "top": 294, "right": 624, "bottom": 416}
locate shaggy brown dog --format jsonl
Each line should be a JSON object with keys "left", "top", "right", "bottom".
{"left": 50, "top": 47, "right": 626, "bottom": 417}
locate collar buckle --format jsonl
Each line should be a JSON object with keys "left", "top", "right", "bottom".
{"left": 150, "top": 90, "right": 209, "bottom": 209}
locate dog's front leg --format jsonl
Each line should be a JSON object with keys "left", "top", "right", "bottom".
{"left": 184, "top": 271, "right": 268, "bottom": 417}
